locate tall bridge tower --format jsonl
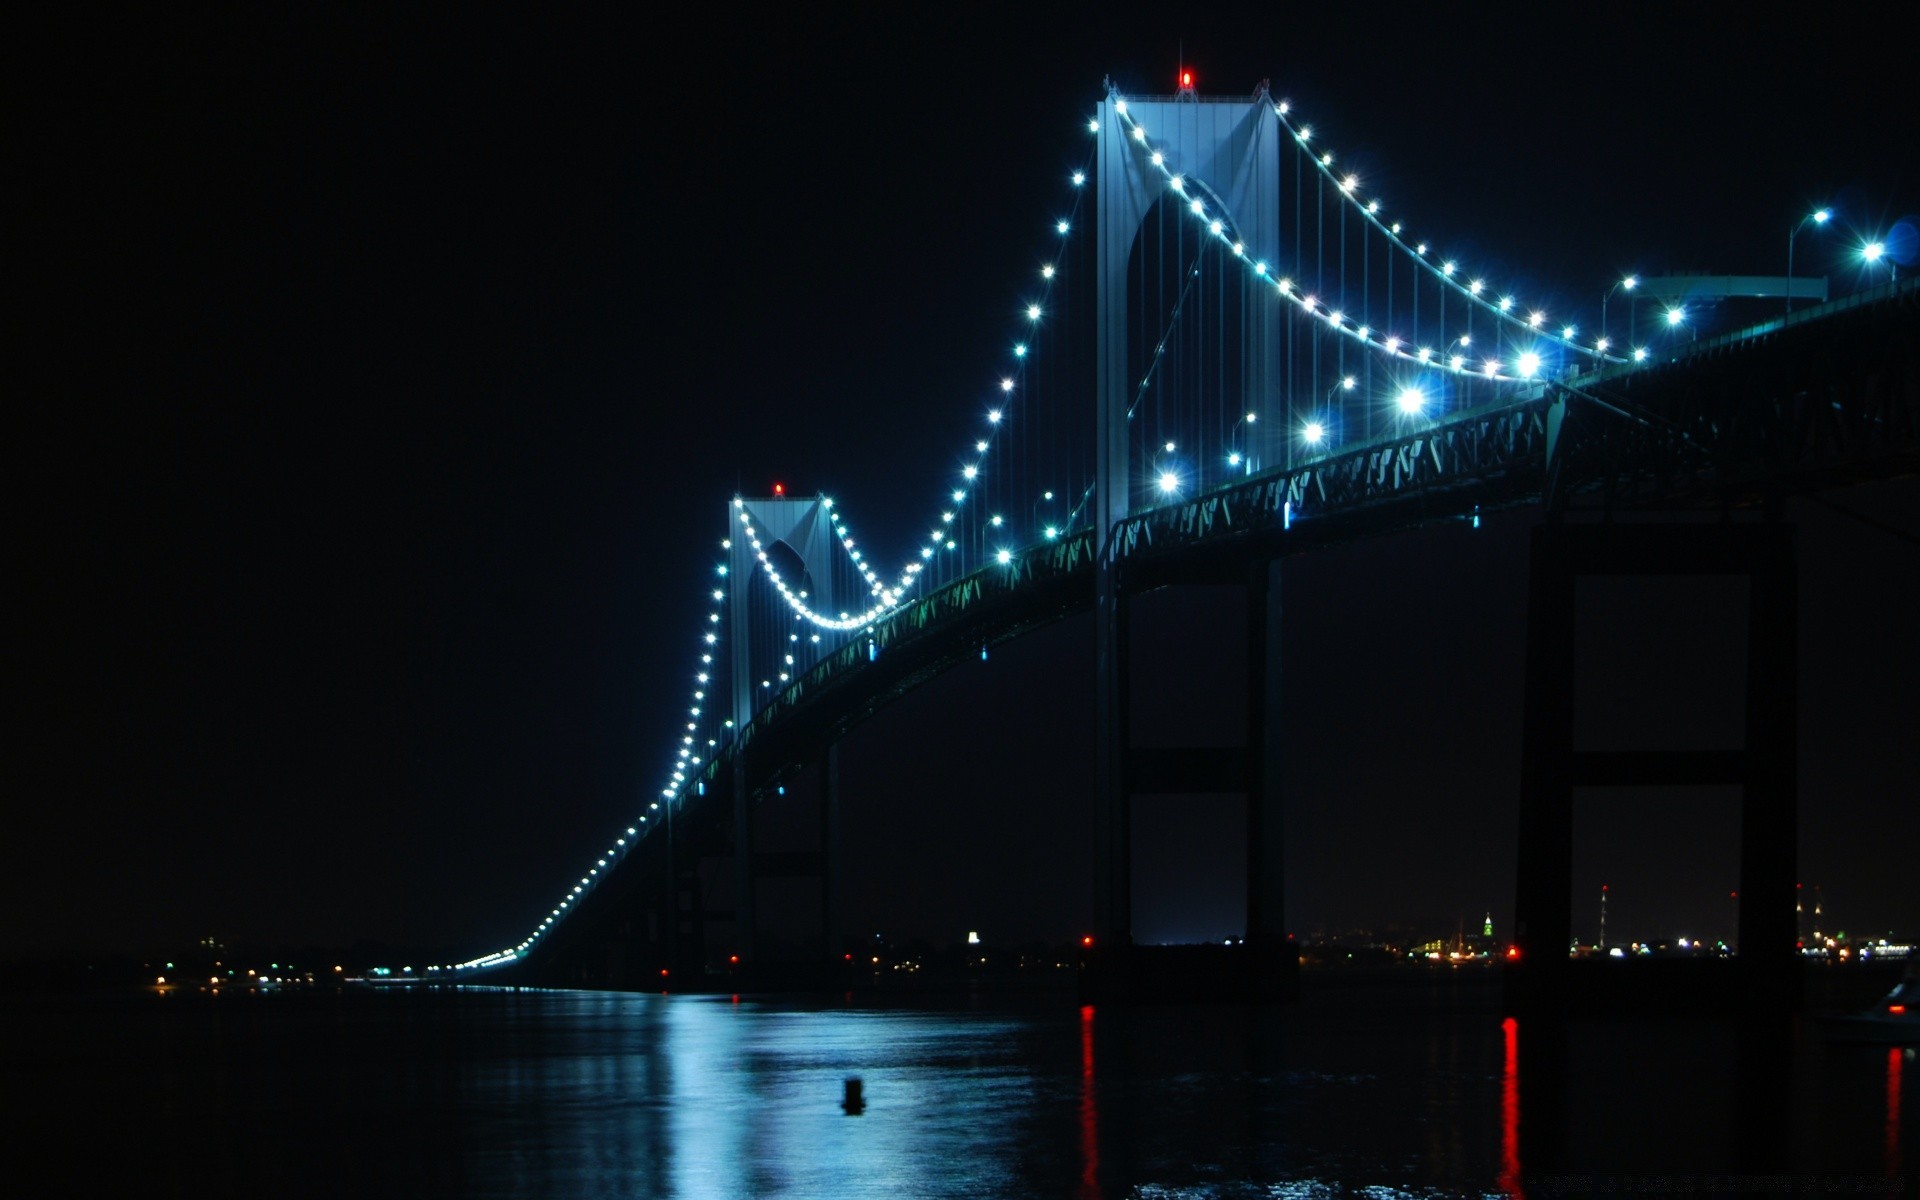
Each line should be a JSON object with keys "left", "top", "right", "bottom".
{"left": 725, "top": 494, "right": 841, "bottom": 965}
{"left": 1092, "top": 81, "right": 1287, "bottom": 977}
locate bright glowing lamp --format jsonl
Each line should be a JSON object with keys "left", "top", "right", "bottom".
{"left": 1397, "top": 387, "right": 1425, "bottom": 414}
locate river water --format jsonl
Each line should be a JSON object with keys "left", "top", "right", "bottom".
{"left": 7, "top": 972, "right": 1909, "bottom": 1197}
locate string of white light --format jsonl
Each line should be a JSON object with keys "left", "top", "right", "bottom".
{"left": 448, "top": 127, "right": 1104, "bottom": 972}
{"left": 732, "top": 497, "right": 907, "bottom": 632}
{"left": 1267, "top": 99, "right": 1626, "bottom": 365}
{"left": 1109, "top": 94, "right": 1598, "bottom": 383}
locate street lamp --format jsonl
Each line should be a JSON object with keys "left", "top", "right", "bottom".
{"left": 1228, "top": 410, "right": 1259, "bottom": 475}
{"left": 1032, "top": 490, "right": 1056, "bottom": 541}
{"left": 1326, "top": 375, "right": 1354, "bottom": 425}
{"left": 1601, "top": 275, "right": 1637, "bottom": 350}
{"left": 1786, "top": 208, "right": 1831, "bottom": 314}
{"left": 1862, "top": 239, "right": 1893, "bottom": 282}
{"left": 1664, "top": 304, "right": 1693, "bottom": 342}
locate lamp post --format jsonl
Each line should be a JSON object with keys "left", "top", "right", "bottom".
{"left": 1601, "top": 275, "right": 1637, "bottom": 351}
{"left": 1664, "top": 304, "right": 1693, "bottom": 343}
{"left": 1786, "top": 208, "right": 1831, "bottom": 314}
{"left": 1227, "top": 410, "right": 1259, "bottom": 476}
{"left": 1328, "top": 376, "right": 1356, "bottom": 403}
{"left": 1863, "top": 239, "right": 1893, "bottom": 283}
{"left": 1033, "top": 490, "right": 1057, "bottom": 543}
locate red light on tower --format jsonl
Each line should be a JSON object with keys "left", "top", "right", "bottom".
{"left": 772, "top": 482, "right": 785, "bottom": 496}
{"left": 1081, "top": 935, "right": 1094, "bottom": 948}
{"left": 1179, "top": 68, "right": 1194, "bottom": 90}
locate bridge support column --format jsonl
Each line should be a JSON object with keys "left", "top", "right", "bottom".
{"left": 819, "top": 743, "right": 841, "bottom": 966}
{"left": 732, "top": 764, "right": 755, "bottom": 968}
{"left": 726, "top": 750, "right": 845, "bottom": 988}
{"left": 1510, "top": 519, "right": 1798, "bottom": 1015}
{"left": 1087, "top": 562, "right": 1296, "bottom": 1002}
{"left": 1094, "top": 575, "right": 1132, "bottom": 951}
{"left": 1245, "top": 559, "right": 1292, "bottom": 996}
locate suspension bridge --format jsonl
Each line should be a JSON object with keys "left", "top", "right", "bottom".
{"left": 432, "top": 78, "right": 1918, "bottom": 1005}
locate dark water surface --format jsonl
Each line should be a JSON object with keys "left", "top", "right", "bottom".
{"left": 6, "top": 973, "right": 1910, "bottom": 1197}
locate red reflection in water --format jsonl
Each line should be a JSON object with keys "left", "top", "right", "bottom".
{"left": 1889, "top": 1048, "right": 1904, "bottom": 1182}
{"left": 1499, "top": 1016, "right": 1524, "bottom": 1198}
{"left": 1079, "top": 1004, "right": 1099, "bottom": 1200}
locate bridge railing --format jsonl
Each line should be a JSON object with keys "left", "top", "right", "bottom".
{"left": 1113, "top": 398, "right": 1553, "bottom": 564}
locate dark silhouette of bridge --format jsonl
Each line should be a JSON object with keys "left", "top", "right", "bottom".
{"left": 439, "top": 83, "right": 1919, "bottom": 1009}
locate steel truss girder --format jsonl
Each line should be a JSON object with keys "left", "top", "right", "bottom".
{"left": 1557, "top": 280, "right": 1920, "bottom": 511}
{"left": 1112, "top": 402, "right": 1551, "bottom": 568}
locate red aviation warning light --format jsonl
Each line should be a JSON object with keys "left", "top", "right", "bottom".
{"left": 1178, "top": 67, "right": 1195, "bottom": 91}
{"left": 772, "top": 482, "right": 785, "bottom": 496}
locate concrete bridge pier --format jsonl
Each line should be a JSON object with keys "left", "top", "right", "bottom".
{"left": 727, "top": 745, "right": 844, "bottom": 989}
{"left": 1087, "top": 556, "right": 1296, "bottom": 1002}
{"left": 1509, "top": 518, "right": 1799, "bottom": 1016}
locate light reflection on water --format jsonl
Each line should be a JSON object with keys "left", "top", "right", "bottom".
{"left": 452, "top": 988, "right": 1603, "bottom": 1197}
{"left": 11, "top": 977, "right": 1912, "bottom": 1198}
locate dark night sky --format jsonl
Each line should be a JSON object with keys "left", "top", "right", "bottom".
{"left": 15, "top": 6, "right": 1917, "bottom": 962}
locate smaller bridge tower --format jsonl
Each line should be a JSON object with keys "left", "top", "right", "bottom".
{"left": 725, "top": 493, "right": 842, "bottom": 965}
